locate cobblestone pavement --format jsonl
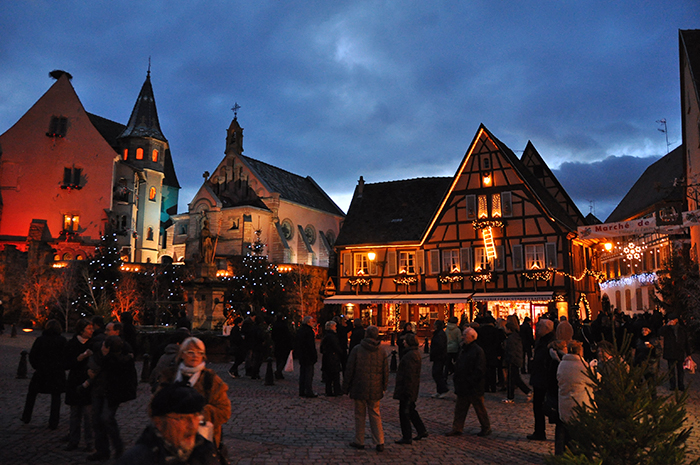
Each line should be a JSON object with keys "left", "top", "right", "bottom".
{"left": 1, "top": 331, "right": 699, "bottom": 464}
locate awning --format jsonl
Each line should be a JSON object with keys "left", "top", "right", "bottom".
{"left": 324, "top": 291, "right": 552, "bottom": 305}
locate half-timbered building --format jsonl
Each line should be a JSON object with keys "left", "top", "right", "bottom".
{"left": 327, "top": 125, "right": 600, "bottom": 330}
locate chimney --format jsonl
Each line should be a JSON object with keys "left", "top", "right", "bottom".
{"left": 356, "top": 176, "right": 365, "bottom": 199}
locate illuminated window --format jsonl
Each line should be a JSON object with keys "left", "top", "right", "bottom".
{"left": 136, "top": 148, "right": 144, "bottom": 160}
{"left": 152, "top": 149, "right": 159, "bottom": 162}
{"left": 147, "top": 227, "right": 154, "bottom": 241}
{"left": 123, "top": 148, "right": 128, "bottom": 160}
{"left": 525, "top": 244, "right": 545, "bottom": 270}
{"left": 474, "top": 247, "right": 489, "bottom": 272}
{"left": 63, "top": 214, "right": 79, "bottom": 232}
{"left": 478, "top": 195, "right": 488, "bottom": 218}
{"left": 442, "top": 249, "right": 460, "bottom": 273}
{"left": 399, "top": 251, "right": 415, "bottom": 274}
{"left": 354, "top": 253, "right": 377, "bottom": 276}
{"left": 149, "top": 187, "right": 156, "bottom": 201}
{"left": 492, "top": 193, "right": 502, "bottom": 217}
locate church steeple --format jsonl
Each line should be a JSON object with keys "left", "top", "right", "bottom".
{"left": 119, "top": 70, "right": 166, "bottom": 141}
{"left": 225, "top": 103, "right": 244, "bottom": 156}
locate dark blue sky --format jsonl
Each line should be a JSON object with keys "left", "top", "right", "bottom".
{"left": 1, "top": 1, "right": 697, "bottom": 221}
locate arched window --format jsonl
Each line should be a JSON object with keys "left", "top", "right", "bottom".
{"left": 152, "top": 149, "right": 159, "bottom": 162}
{"left": 147, "top": 227, "right": 154, "bottom": 241}
{"left": 149, "top": 187, "right": 156, "bottom": 201}
{"left": 123, "top": 148, "right": 128, "bottom": 160}
{"left": 62, "top": 252, "right": 73, "bottom": 260}
{"left": 136, "top": 148, "right": 144, "bottom": 160}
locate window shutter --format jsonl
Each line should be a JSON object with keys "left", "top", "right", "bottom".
{"left": 72, "top": 168, "right": 81, "bottom": 186}
{"left": 460, "top": 247, "right": 472, "bottom": 273}
{"left": 466, "top": 194, "right": 477, "bottom": 220}
{"left": 341, "top": 252, "right": 352, "bottom": 277}
{"left": 512, "top": 244, "right": 523, "bottom": 271}
{"left": 429, "top": 249, "right": 440, "bottom": 274}
{"left": 58, "top": 117, "right": 67, "bottom": 136}
{"left": 387, "top": 250, "right": 397, "bottom": 275}
{"left": 545, "top": 242, "right": 558, "bottom": 268}
{"left": 416, "top": 250, "right": 425, "bottom": 275}
{"left": 495, "top": 245, "right": 505, "bottom": 271}
{"left": 502, "top": 192, "right": 513, "bottom": 217}
{"left": 63, "top": 168, "right": 72, "bottom": 185}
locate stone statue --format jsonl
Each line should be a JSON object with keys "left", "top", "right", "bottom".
{"left": 200, "top": 217, "right": 215, "bottom": 265}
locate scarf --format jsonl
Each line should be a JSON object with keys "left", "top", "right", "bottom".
{"left": 176, "top": 361, "right": 206, "bottom": 387}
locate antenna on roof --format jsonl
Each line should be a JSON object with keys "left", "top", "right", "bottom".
{"left": 656, "top": 118, "right": 669, "bottom": 154}
{"left": 147, "top": 57, "right": 151, "bottom": 78}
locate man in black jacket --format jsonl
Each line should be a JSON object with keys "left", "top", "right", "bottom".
{"left": 430, "top": 320, "right": 449, "bottom": 398}
{"left": 296, "top": 316, "right": 318, "bottom": 398}
{"left": 445, "top": 327, "right": 491, "bottom": 437}
{"left": 527, "top": 318, "right": 555, "bottom": 441}
{"left": 659, "top": 312, "right": 692, "bottom": 391}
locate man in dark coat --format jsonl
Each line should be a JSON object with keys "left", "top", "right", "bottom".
{"left": 21, "top": 319, "right": 67, "bottom": 429}
{"left": 271, "top": 315, "right": 293, "bottom": 379}
{"left": 64, "top": 318, "right": 95, "bottom": 451}
{"left": 659, "top": 312, "right": 692, "bottom": 391}
{"left": 446, "top": 327, "right": 491, "bottom": 437}
{"left": 343, "top": 325, "right": 388, "bottom": 452}
{"left": 429, "top": 320, "right": 449, "bottom": 397}
{"left": 527, "top": 318, "right": 555, "bottom": 441}
{"left": 503, "top": 322, "right": 531, "bottom": 403}
{"left": 475, "top": 315, "right": 504, "bottom": 393}
{"left": 520, "top": 317, "right": 535, "bottom": 373}
{"left": 348, "top": 318, "right": 364, "bottom": 353}
{"left": 393, "top": 333, "right": 427, "bottom": 444}
{"left": 116, "top": 384, "right": 220, "bottom": 465}
{"left": 296, "top": 315, "right": 318, "bottom": 398}
{"left": 320, "top": 320, "right": 345, "bottom": 396}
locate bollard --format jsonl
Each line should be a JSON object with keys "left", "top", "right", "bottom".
{"left": 264, "top": 357, "right": 275, "bottom": 386}
{"left": 17, "top": 350, "right": 28, "bottom": 379}
{"left": 11, "top": 324, "right": 17, "bottom": 338}
{"left": 390, "top": 332, "right": 395, "bottom": 346}
{"left": 390, "top": 350, "right": 398, "bottom": 373}
{"left": 424, "top": 337, "right": 430, "bottom": 353}
{"left": 140, "top": 354, "right": 151, "bottom": 383}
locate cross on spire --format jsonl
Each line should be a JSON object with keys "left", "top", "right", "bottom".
{"left": 232, "top": 102, "right": 241, "bottom": 119}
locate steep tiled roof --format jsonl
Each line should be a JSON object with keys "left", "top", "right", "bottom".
{"left": 335, "top": 177, "right": 452, "bottom": 246}
{"left": 240, "top": 155, "right": 344, "bottom": 216}
{"left": 119, "top": 73, "right": 166, "bottom": 141}
{"left": 606, "top": 145, "right": 684, "bottom": 223}
{"left": 87, "top": 113, "right": 124, "bottom": 150}
{"left": 163, "top": 149, "right": 180, "bottom": 189}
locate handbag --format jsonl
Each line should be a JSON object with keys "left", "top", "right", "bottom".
{"left": 284, "top": 350, "right": 294, "bottom": 372}
{"left": 683, "top": 356, "right": 697, "bottom": 374}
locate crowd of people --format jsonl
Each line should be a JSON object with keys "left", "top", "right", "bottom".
{"left": 18, "top": 306, "right": 694, "bottom": 463}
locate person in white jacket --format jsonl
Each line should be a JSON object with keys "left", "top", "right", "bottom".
{"left": 556, "top": 341, "right": 596, "bottom": 455}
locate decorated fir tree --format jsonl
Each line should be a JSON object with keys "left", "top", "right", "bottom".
{"left": 546, "top": 335, "right": 698, "bottom": 465}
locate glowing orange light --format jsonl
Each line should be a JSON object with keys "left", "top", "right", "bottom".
{"left": 604, "top": 242, "right": 613, "bottom": 252}
{"left": 483, "top": 174, "right": 492, "bottom": 186}
{"left": 367, "top": 252, "right": 376, "bottom": 261}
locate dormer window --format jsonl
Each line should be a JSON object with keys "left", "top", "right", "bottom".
{"left": 152, "top": 149, "right": 159, "bottom": 162}
{"left": 47, "top": 116, "right": 68, "bottom": 138}
{"left": 136, "top": 148, "right": 144, "bottom": 160}
{"left": 62, "top": 167, "right": 82, "bottom": 190}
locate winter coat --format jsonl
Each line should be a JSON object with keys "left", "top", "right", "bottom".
{"left": 320, "top": 331, "right": 344, "bottom": 374}
{"left": 396, "top": 328, "right": 414, "bottom": 360}
{"left": 520, "top": 321, "right": 534, "bottom": 352}
{"left": 343, "top": 338, "right": 388, "bottom": 400}
{"left": 149, "top": 343, "right": 180, "bottom": 389}
{"left": 228, "top": 325, "right": 245, "bottom": 357}
{"left": 393, "top": 346, "right": 421, "bottom": 402}
{"left": 116, "top": 425, "right": 220, "bottom": 465}
{"left": 557, "top": 354, "right": 595, "bottom": 422}
{"left": 271, "top": 319, "right": 293, "bottom": 355}
{"left": 503, "top": 331, "right": 524, "bottom": 368}
{"left": 445, "top": 323, "right": 462, "bottom": 354}
{"left": 476, "top": 324, "right": 504, "bottom": 367}
{"left": 529, "top": 331, "right": 555, "bottom": 389}
{"left": 429, "top": 328, "right": 447, "bottom": 362}
{"left": 634, "top": 335, "right": 661, "bottom": 376}
{"left": 349, "top": 326, "right": 365, "bottom": 353}
{"left": 101, "top": 351, "right": 138, "bottom": 407}
{"left": 159, "top": 366, "right": 231, "bottom": 447}
{"left": 659, "top": 324, "right": 691, "bottom": 361}
{"left": 28, "top": 331, "right": 67, "bottom": 394}
{"left": 296, "top": 324, "right": 318, "bottom": 365}
{"left": 64, "top": 335, "right": 92, "bottom": 405}
{"left": 453, "top": 341, "right": 486, "bottom": 397}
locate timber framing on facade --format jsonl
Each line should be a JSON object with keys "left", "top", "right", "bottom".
{"left": 327, "top": 125, "right": 601, "bottom": 329}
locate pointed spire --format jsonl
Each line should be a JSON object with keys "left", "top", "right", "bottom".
{"left": 119, "top": 68, "right": 166, "bottom": 141}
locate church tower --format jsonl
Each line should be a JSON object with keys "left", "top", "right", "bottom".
{"left": 115, "top": 69, "right": 179, "bottom": 263}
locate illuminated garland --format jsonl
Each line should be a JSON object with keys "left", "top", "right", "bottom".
{"left": 522, "top": 270, "right": 554, "bottom": 281}
{"left": 439, "top": 274, "right": 464, "bottom": 284}
{"left": 521, "top": 268, "right": 605, "bottom": 282}
{"left": 560, "top": 268, "right": 606, "bottom": 282}
{"left": 599, "top": 272, "right": 658, "bottom": 290}
{"left": 394, "top": 276, "right": 417, "bottom": 285}
{"left": 472, "top": 219, "right": 506, "bottom": 230}
{"left": 348, "top": 277, "right": 372, "bottom": 287}
{"left": 470, "top": 273, "right": 492, "bottom": 282}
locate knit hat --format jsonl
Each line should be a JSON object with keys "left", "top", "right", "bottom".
{"left": 555, "top": 321, "right": 574, "bottom": 342}
{"left": 151, "top": 383, "right": 205, "bottom": 417}
{"left": 536, "top": 318, "right": 554, "bottom": 336}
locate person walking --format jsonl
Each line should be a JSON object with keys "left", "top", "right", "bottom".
{"left": 271, "top": 315, "right": 293, "bottom": 380}
{"left": 343, "top": 325, "right": 388, "bottom": 452}
{"left": 63, "top": 318, "right": 95, "bottom": 451}
{"left": 297, "top": 315, "right": 318, "bottom": 398}
{"left": 348, "top": 318, "right": 364, "bottom": 353}
{"left": 430, "top": 320, "right": 449, "bottom": 398}
{"left": 21, "top": 319, "right": 67, "bottom": 430}
{"left": 527, "top": 318, "right": 555, "bottom": 441}
{"left": 320, "top": 320, "right": 345, "bottom": 396}
{"left": 445, "top": 316, "right": 462, "bottom": 376}
{"left": 393, "top": 333, "right": 428, "bottom": 444}
{"left": 659, "top": 312, "right": 692, "bottom": 391}
{"left": 520, "top": 316, "right": 535, "bottom": 373}
{"left": 502, "top": 321, "right": 531, "bottom": 403}
{"left": 227, "top": 317, "right": 245, "bottom": 378}
{"left": 445, "top": 327, "right": 491, "bottom": 437}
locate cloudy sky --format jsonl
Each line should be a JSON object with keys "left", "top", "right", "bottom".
{"left": 1, "top": 1, "right": 697, "bottom": 221}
